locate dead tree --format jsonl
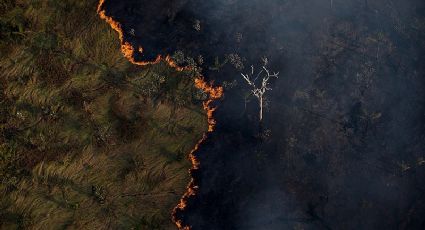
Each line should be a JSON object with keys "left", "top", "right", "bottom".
{"left": 241, "top": 58, "right": 279, "bottom": 121}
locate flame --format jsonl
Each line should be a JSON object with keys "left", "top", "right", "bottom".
{"left": 97, "top": 0, "right": 190, "bottom": 70}
{"left": 97, "top": 1, "right": 223, "bottom": 229}
{"left": 171, "top": 134, "right": 205, "bottom": 230}
{"left": 194, "top": 78, "right": 223, "bottom": 132}
{"left": 170, "top": 80, "right": 223, "bottom": 229}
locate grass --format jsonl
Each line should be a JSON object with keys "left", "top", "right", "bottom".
{"left": 0, "top": 0, "right": 207, "bottom": 229}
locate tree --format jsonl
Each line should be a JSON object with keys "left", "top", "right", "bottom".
{"left": 240, "top": 58, "right": 279, "bottom": 121}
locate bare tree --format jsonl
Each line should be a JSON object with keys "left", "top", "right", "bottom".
{"left": 241, "top": 58, "right": 279, "bottom": 121}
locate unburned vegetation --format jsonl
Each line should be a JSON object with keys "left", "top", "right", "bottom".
{"left": 0, "top": 0, "right": 207, "bottom": 229}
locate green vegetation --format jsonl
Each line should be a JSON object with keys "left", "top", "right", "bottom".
{"left": 0, "top": 0, "right": 207, "bottom": 229}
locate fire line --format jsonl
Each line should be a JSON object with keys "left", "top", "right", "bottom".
{"left": 97, "top": 1, "right": 223, "bottom": 229}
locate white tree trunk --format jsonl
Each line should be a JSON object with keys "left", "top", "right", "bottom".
{"left": 240, "top": 63, "right": 278, "bottom": 122}
{"left": 259, "top": 96, "right": 263, "bottom": 121}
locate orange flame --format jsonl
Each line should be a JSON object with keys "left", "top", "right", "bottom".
{"left": 194, "top": 78, "right": 223, "bottom": 132}
{"left": 97, "top": 0, "right": 190, "bottom": 70}
{"left": 171, "top": 134, "right": 206, "bottom": 230}
{"left": 97, "top": 1, "right": 223, "bottom": 229}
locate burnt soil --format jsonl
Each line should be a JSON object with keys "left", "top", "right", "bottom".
{"left": 103, "top": 0, "right": 425, "bottom": 229}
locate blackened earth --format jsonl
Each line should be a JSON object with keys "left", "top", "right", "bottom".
{"left": 103, "top": 0, "right": 425, "bottom": 229}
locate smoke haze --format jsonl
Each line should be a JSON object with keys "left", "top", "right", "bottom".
{"left": 103, "top": 0, "right": 425, "bottom": 229}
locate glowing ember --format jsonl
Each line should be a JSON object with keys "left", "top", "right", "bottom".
{"left": 97, "top": 1, "right": 223, "bottom": 229}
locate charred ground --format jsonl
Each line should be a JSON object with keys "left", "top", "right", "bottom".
{"left": 105, "top": 0, "right": 425, "bottom": 229}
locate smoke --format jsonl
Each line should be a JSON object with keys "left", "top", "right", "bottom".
{"left": 103, "top": 0, "right": 425, "bottom": 229}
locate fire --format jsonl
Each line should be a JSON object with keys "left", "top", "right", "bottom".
{"left": 194, "top": 78, "right": 223, "bottom": 132}
{"left": 97, "top": 1, "right": 223, "bottom": 229}
{"left": 97, "top": 0, "right": 159, "bottom": 66}
{"left": 170, "top": 80, "right": 223, "bottom": 229}
{"left": 97, "top": 0, "right": 191, "bottom": 70}
{"left": 171, "top": 134, "right": 206, "bottom": 230}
